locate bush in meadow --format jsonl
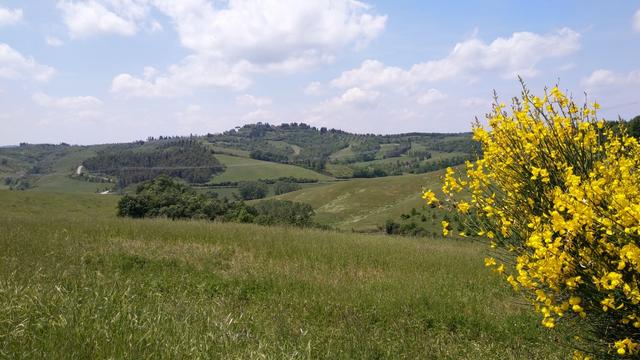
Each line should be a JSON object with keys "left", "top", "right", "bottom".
{"left": 425, "top": 83, "right": 640, "bottom": 358}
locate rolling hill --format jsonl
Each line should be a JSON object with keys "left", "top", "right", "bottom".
{"left": 275, "top": 170, "right": 452, "bottom": 232}
{"left": 212, "top": 154, "right": 333, "bottom": 183}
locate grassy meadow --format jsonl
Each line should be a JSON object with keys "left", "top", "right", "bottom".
{"left": 0, "top": 190, "right": 569, "bottom": 359}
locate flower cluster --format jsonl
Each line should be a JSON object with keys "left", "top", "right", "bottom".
{"left": 426, "top": 84, "right": 640, "bottom": 357}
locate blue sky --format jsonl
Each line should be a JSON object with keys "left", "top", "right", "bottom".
{"left": 1, "top": 0, "right": 639, "bottom": 145}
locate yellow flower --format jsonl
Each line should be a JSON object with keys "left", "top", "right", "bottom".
{"left": 422, "top": 190, "right": 439, "bottom": 205}
{"left": 441, "top": 220, "right": 450, "bottom": 236}
{"left": 429, "top": 84, "right": 640, "bottom": 354}
{"left": 457, "top": 201, "right": 471, "bottom": 214}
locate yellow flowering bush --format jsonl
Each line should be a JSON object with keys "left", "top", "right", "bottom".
{"left": 425, "top": 84, "right": 640, "bottom": 358}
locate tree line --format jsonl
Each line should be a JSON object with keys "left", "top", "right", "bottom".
{"left": 83, "top": 140, "right": 224, "bottom": 187}
{"left": 117, "top": 176, "right": 315, "bottom": 227}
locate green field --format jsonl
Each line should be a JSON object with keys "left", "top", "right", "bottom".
{"left": 213, "top": 154, "right": 334, "bottom": 183}
{"left": 0, "top": 190, "right": 567, "bottom": 359}
{"left": 276, "top": 171, "right": 449, "bottom": 231}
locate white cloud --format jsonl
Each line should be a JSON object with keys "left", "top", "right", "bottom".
{"left": 45, "top": 36, "right": 64, "bottom": 47}
{"left": 243, "top": 109, "right": 276, "bottom": 122}
{"left": 147, "top": 19, "right": 162, "bottom": 33}
{"left": 57, "top": 0, "right": 149, "bottom": 38}
{"left": 634, "top": 9, "right": 640, "bottom": 32}
{"left": 110, "top": 56, "right": 252, "bottom": 98}
{"left": 32, "top": 92, "right": 103, "bottom": 121}
{"left": 304, "top": 81, "right": 324, "bottom": 96}
{"left": 416, "top": 89, "right": 447, "bottom": 105}
{"left": 111, "top": 0, "right": 386, "bottom": 98}
{"left": 236, "top": 94, "right": 272, "bottom": 107}
{"left": 174, "top": 104, "right": 212, "bottom": 128}
{"left": 582, "top": 69, "right": 640, "bottom": 88}
{"left": 319, "top": 87, "right": 380, "bottom": 111}
{"left": 460, "top": 97, "right": 488, "bottom": 109}
{"left": 33, "top": 92, "right": 103, "bottom": 110}
{"left": 152, "top": 0, "right": 385, "bottom": 66}
{"left": 331, "top": 59, "right": 408, "bottom": 90}
{"left": 0, "top": 43, "right": 56, "bottom": 82}
{"left": 0, "top": 6, "right": 22, "bottom": 27}
{"left": 332, "top": 28, "right": 580, "bottom": 90}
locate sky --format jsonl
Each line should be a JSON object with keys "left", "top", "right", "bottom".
{"left": 0, "top": 1, "right": 639, "bottom": 145}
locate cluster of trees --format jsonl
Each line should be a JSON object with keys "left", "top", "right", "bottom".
{"left": 237, "top": 181, "right": 268, "bottom": 200}
{"left": 210, "top": 176, "right": 317, "bottom": 187}
{"left": 236, "top": 179, "right": 302, "bottom": 199}
{"left": 407, "top": 155, "right": 471, "bottom": 174}
{"left": 3, "top": 176, "right": 31, "bottom": 190}
{"left": 83, "top": 140, "right": 224, "bottom": 187}
{"left": 273, "top": 181, "right": 301, "bottom": 195}
{"left": 383, "top": 143, "right": 411, "bottom": 159}
{"left": 117, "top": 176, "right": 315, "bottom": 227}
{"left": 627, "top": 115, "right": 640, "bottom": 137}
{"left": 350, "top": 155, "right": 471, "bottom": 178}
{"left": 249, "top": 148, "right": 290, "bottom": 163}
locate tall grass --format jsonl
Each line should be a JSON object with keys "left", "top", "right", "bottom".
{"left": 0, "top": 190, "right": 568, "bottom": 359}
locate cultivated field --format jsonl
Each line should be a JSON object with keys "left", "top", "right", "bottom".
{"left": 0, "top": 190, "right": 568, "bottom": 359}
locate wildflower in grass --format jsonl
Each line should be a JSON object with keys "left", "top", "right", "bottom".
{"left": 424, "top": 81, "right": 640, "bottom": 357}
{"left": 422, "top": 189, "right": 439, "bottom": 205}
{"left": 441, "top": 220, "right": 450, "bottom": 236}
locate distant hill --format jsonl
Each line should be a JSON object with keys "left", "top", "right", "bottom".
{"left": 0, "top": 122, "right": 477, "bottom": 194}
{"left": 200, "top": 122, "right": 476, "bottom": 178}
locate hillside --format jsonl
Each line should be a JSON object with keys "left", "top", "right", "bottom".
{"left": 212, "top": 154, "right": 333, "bottom": 183}
{"left": 202, "top": 123, "right": 476, "bottom": 178}
{"left": 274, "top": 170, "right": 454, "bottom": 233}
{"left": 0, "top": 124, "right": 475, "bottom": 201}
{"left": 0, "top": 189, "right": 567, "bottom": 359}
{"left": 0, "top": 144, "right": 112, "bottom": 193}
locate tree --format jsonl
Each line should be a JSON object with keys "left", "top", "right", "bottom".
{"left": 426, "top": 84, "right": 640, "bottom": 357}
{"left": 237, "top": 181, "right": 268, "bottom": 200}
{"left": 628, "top": 115, "right": 640, "bottom": 139}
{"left": 273, "top": 181, "right": 301, "bottom": 195}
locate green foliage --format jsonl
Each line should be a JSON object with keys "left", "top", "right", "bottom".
{"left": 117, "top": 177, "right": 314, "bottom": 228}
{"left": 84, "top": 139, "right": 224, "bottom": 187}
{"left": 3, "top": 176, "right": 31, "bottom": 190}
{"left": 237, "top": 180, "right": 268, "bottom": 200}
{"left": 117, "top": 176, "right": 230, "bottom": 220}
{"left": 253, "top": 199, "right": 314, "bottom": 227}
{"left": 206, "top": 123, "right": 475, "bottom": 178}
{"left": 383, "top": 142, "right": 411, "bottom": 158}
{"left": 273, "top": 180, "right": 301, "bottom": 195}
{"left": 628, "top": 115, "right": 640, "bottom": 139}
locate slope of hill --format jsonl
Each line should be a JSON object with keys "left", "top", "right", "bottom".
{"left": 203, "top": 123, "right": 476, "bottom": 178}
{"left": 275, "top": 170, "right": 452, "bottom": 232}
{"left": 0, "top": 189, "right": 567, "bottom": 359}
{"left": 212, "top": 154, "right": 333, "bottom": 183}
{"left": 0, "top": 144, "right": 112, "bottom": 192}
{"left": 0, "top": 123, "right": 476, "bottom": 194}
